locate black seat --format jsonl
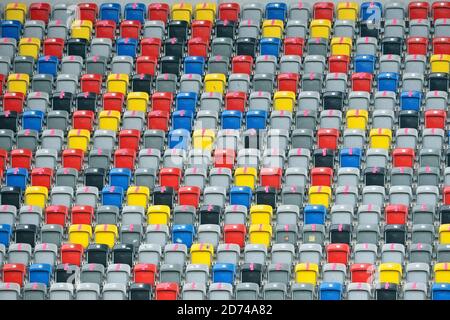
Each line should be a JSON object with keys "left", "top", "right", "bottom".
{"left": 86, "top": 243, "right": 110, "bottom": 267}
{"left": 364, "top": 167, "right": 386, "bottom": 186}
{"left": 112, "top": 243, "right": 135, "bottom": 266}
{"left": 52, "top": 91, "right": 73, "bottom": 113}
{"left": 0, "top": 111, "right": 18, "bottom": 132}
{"left": 399, "top": 110, "right": 419, "bottom": 129}
{"left": 199, "top": 204, "right": 222, "bottom": 225}
{"left": 67, "top": 38, "right": 88, "bottom": 59}
{"left": 313, "top": 149, "right": 335, "bottom": 168}
{"left": 255, "top": 186, "right": 277, "bottom": 208}
{"left": 1, "top": 186, "right": 22, "bottom": 208}
{"left": 323, "top": 91, "right": 344, "bottom": 111}
{"left": 215, "top": 20, "right": 236, "bottom": 38}
{"left": 168, "top": 20, "right": 188, "bottom": 42}
{"left": 153, "top": 186, "right": 175, "bottom": 209}
{"left": 84, "top": 168, "right": 106, "bottom": 190}
{"left": 132, "top": 74, "right": 153, "bottom": 95}
{"left": 76, "top": 92, "right": 98, "bottom": 112}
{"left": 129, "top": 283, "right": 152, "bottom": 300}
{"left": 236, "top": 37, "right": 257, "bottom": 58}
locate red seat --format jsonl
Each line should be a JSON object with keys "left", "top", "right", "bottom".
{"left": 73, "top": 110, "right": 95, "bottom": 131}
{"left": 31, "top": 167, "right": 53, "bottom": 189}
{"left": 136, "top": 56, "right": 157, "bottom": 76}
{"left": 102, "top": 92, "right": 124, "bottom": 112}
{"left": 213, "top": 149, "right": 235, "bottom": 170}
{"left": 192, "top": 20, "right": 212, "bottom": 42}
{"left": 277, "top": 73, "right": 300, "bottom": 93}
{"left": 433, "top": 37, "right": 450, "bottom": 55}
{"left": 425, "top": 110, "right": 447, "bottom": 129}
{"left": 311, "top": 167, "right": 333, "bottom": 187}
{"left": 45, "top": 205, "right": 68, "bottom": 226}
{"left": 224, "top": 224, "right": 247, "bottom": 248}
{"left": 95, "top": 20, "right": 117, "bottom": 40}
{"left": 284, "top": 37, "right": 304, "bottom": 56}
{"left": 120, "top": 20, "right": 141, "bottom": 39}
{"left": 350, "top": 263, "right": 375, "bottom": 283}
{"left": 178, "top": 186, "right": 201, "bottom": 207}
{"left": 81, "top": 74, "right": 102, "bottom": 94}
{"left": 432, "top": 1, "right": 450, "bottom": 21}
{"left": 61, "top": 243, "right": 84, "bottom": 266}
{"left": 2, "top": 264, "right": 26, "bottom": 287}
{"left": 327, "top": 244, "right": 350, "bottom": 264}
{"left": 148, "top": 3, "right": 170, "bottom": 23}
{"left": 134, "top": 263, "right": 157, "bottom": 286}
{"left": 0, "top": 149, "right": 8, "bottom": 170}
{"left": 155, "top": 282, "right": 179, "bottom": 300}
{"left": 151, "top": 92, "right": 173, "bottom": 113}
{"left": 78, "top": 3, "right": 98, "bottom": 23}
{"left": 43, "top": 38, "right": 65, "bottom": 59}
{"left": 30, "top": 3, "right": 52, "bottom": 24}
{"left": 3, "top": 92, "right": 25, "bottom": 113}
{"left": 0, "top": 74, "right": 5, "bottom": 96}
{"left": 392, "top": 148, "right": 415, "bottom": 168}
{"left": 11, "top": 149, "right": 32, "bottom": 170}
{"left": 71, "top": 205, "right": 94, "bottom": 225}
{"left": 385, "top": 204, "right": 408, "bottom": 225}
{"left": 159, "top": 167, "right": 182, "bottom": 191}
{"left": 260, "top": 167, "right": 282, "bottom": 189}
{"left": 62, "top": 149, "right": 84, "bottom": 171}
{"left": 231, "top": 55, "right": 253, "bottom": 75}
{"left": 328, "top": 55, "right": 350, "bottom": 74}
{"left": 313, "top": 2, "right": 334, "bottom": 21}
{"left": 119, "top": 129, "right": 141, "bottom": 151}
{"left": 225, "top": 91, "right": 247, "bottom": 112}
{"left": 140, "top": 38, "right": 162, "bottom": 59}
{"left": 317, "top": 128, "right": 340, "bottom": 150}
{"left": 351, "top": 72, "right": 373, "bottom": 92}
{"left": 147, "top": 110, "right": 170, "bottom": 131}
{"left": 409, "top": 2, "right": 430, "bottom": 20}
{"left": 114, "top": 149, "right": 136, "bottom": 170}
{"left": 188, "top": 37, "right": 209, "bottom": 57}
{"left": 219, "top": 2, "right": 240, "bottom": 21}
{"left": 407, "top": 37, "right": 428, "bottom": 55}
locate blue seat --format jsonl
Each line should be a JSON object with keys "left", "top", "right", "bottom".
{"left": 0, "top": 224, "right": 12, "bottom": 247}
{"left": 246, "top": 110, "right": 267, "bottom": 130}
{"left": 102, "top": 185, "right": 124, "bottom": 208}
{"left": 400, "top": 91, "right": 422, "bottom": 111}
{"left": 100, "top": 3, "right": 122, "bottom": 24}
{"left": 22, "top": 110, "right": 44, "bottom": 132}
{"left": 184, "top": 56, "right": 205, "bottom": 75}
{"left": 354, "top": 55, "right": 376, "bottom": 74}
{"left": 6, "top": 168, "right": 28, "bottom": 190}
{"left": 265, "top": 2, "right": 287, "bottom": 21}
{"left": 319, "top": 282, "right": 343, "bottom": 300}
{"left": 124, "top": 3, "right": 146, "bottom": 24}
{"left": 168, "top": 129, "right": 191, "bottom": 150}
{"left": 432, "top": 283, "right": 450, "bottom": 300}
{"left": 117, "top": 38, "right": 138, "bottom": 58}
{"left": 176, "top": 92, "right": 197, "bottom": 113}
{"left": 29, "top": 263, "right": 52, "bottom": 286}
{"left": 171, "top": 110, "right": 194, "bottom": 131}
{"left": 259, "top": 39, "right": 281, "bottom": 56}
{"left": 37, "top": 56, "right": 59, "bottom": 77}
{"left": 108, "top": 168, "right": 132, "bottom": 190}
{"left": 212, "top": 263, "right": 236, "bottom": 284}
{"left": 172, "top": 224, "right": 195, "bottom": 249}
{"left": 340, "top": 148, "right": 362, "bottom": 168}
{"left": 304, "top": 205, "right": 327, "bottom": 225}
{"left": 0, "top": 20, "right": 22, "bottom": 40}
{"left": 377, "top": 72, "right": 399, "bottom": 92}
{"left": 221, "top": 110, "right": 242, "bottom": 129}
{"left": 360, "top": 2, "right": 382, "bottom": 22}
{"left": 230, "top": 186, "right": 252, "bottom": 208}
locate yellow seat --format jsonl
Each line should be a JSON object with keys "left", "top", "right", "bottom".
{"left": 234, "top": 166, "right": 258, "bottom": 190}
{"left": 430, "top": 54, "right": 450, "bottom": 74}
{"left": 147, "top": 205, "right": 171, "bottom": 225}
{"left": 369, "top": 128, "right": 392, "bottom": 150}
{"left": 439, "top": 224, "right": 450, "bottom": 244}
{"left": 94, "top": 224, "right": 118, "bottom": 249}
{"left": 379, "top": 263, "right": 403, "bottom": 285}
{"left": 308, "top": 186, "right": 332, "bottom": 208}
{"left": 24, "top": 186, "right": 48, "bottom": 209}
{"left": 171, "top": 2, "right": 193, "bottom": 24}
{"left": 18, "top": 38, "right": 41, "bottom": 60}
{"left": 434, "top": 263, "right": 450, "bottom": 283}
{"left": 337, "top": 2, "right": 359, "bottom": 21}
{"left": 71, "top": 20, "right": 93, "bottom": 41}
{"left": 331, "top": 37, "right": 353, "bottom": 57}
{"left": 192, "top": 129, "right": 215, "bottom": 151}
{"left": 98, "top": 110, "right": 121, "bottom": 132}
{"left": 194, "top": 2, "right": 216, "bottom": 22}
{"left": 250, "top": 205, "right": 273, "bottom": 225}
{"left": 346, "top": 109, "right": 368, "bottom": 129}
{"left": 126, "top": 92, "right": 149, "bottom": 113}
{"left": 7, "top": 73, "right": 29, "bottom": 95}
{"left": 68, "top": 224, "right": 92, "bottom": 249}
{"left": 204, "top": 73, "right": 226, "bottom": 94}
{"left": 262, "top": 19, "right": 284, "bottom": 39}
{"left": 127, "top": 186, "right": 150, "bottom": 208}
{"left": 295, "top": 263, "right": 319, "bottom": 285}
{"left": 107, "top": 74, "right": 129, "bottom": 95}
{"left": 249, "top": 224, "right": 272, "bottom": 247}
{"left": 310, "top": 19, "right": 332, "bottom": 39}
{"left": 274, "top": 91, "right": 296, "bottom": 112}
{"left": 190, "top": 243, "right": 214, "bottom": 266}
{"left": 5, "top": 3, "right": 27, "bottom": 24}
{"left": 67, "top": 129, "right": 90, "bottom": 152}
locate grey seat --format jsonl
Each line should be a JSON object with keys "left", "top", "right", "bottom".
{"left": 289, "top": 1, "right": 311, "bottom": 21}
{"left": 143, "top": 20, "right": 165, "bottom": 39}
{"left": 333, "top": 20, "right": 355, "bottom": 38}
{"left": 249, "top": 91, "right": 272, "bottom": 112}
{"left": 406, "top": 263, "right": 430, "bottom": 284}
{"left": 200, "top": 92, "right": 222, "bottom": 112}
{"left": 356, "top": 37, "right": 378, "bottom": 56}
{"left": 135, "top": 168, "right": 156, "bottom": 190}
{"left": 145, "top": 225, "right": 169, "bottom": 247}
{"left": 23, "top": 283, "right": 47, "bottom": 300}
{"left": 55, "top": 168, "right": 78, "bottom": 188}
{"left": 143, "top": 130, "right": 165, "bottom": 151}
{"left": 76, "top": 283, "right": 100, "bottom": 300}
{"left": 32, "top": 74, "right": 53, "bottom": 94}
{"left": 354, "top": 243, "right": 378, "bottom": 264}
{"left": 41, "top": 129, "right": 64, "bottom": 152}
{"left": 90, "top": 38, "right": 113, "bottom": 59}
{"left": 47, "top": 20, "right": 69, "bottom": 39}
{"left": 238, "top": 19, "right": 260, "bottom": 38}
{"left": 403, "top": 282, "right": 427, "bottom": 300}
{"left": 86, "top": 55, "right": 107, "bottom": 75}
{"left": 0, "top": 56, "right": 11, "bottom": 76}
{"left": 14, "top": 55, "right": 34, "bottom": 76}
{"left": 179, "top": 74, "right": 202, "bottom": 93}
{"left": 106, "top": 264, "right": 130, "bottom": 285}
{"left": 337, "top": 168, "right": 360, "bottom": 187}
{"left": 252, "top": 73, "right": 274, "bottom": 92}
{"left": 0, "top": 38, "right": 17, "bottom": 61}
{"left": 41, "top": 224, "right": 64, "bottom": 247}
{"left": 291, "top": 283, "right": 315, "bottom": 300}
{"left": 285, "top": 20, "right": 307, "bottom": 38}
{"left": 17, "top": 129, "right": 39, "bottom": 151}
{"left": 35, "top": 149, "right": 58, "bottom": 169}
{"left": 298, "top": 243, "right": 322, "bottom": 265}
{"left": 411, "top": 224, "right": 435, "bottom": 245}
{"left": 159, "top": 263, "right": 183, "bottom": 284}
{"left": 255, "top": 55, "right": 277, "bottom": 75}
{"left": 405, "top": 55, "right": 427, "bottom": 74}
{"left": 185, "top": 264, "right": 209, "bottom": 284}
{"left": 267, "top": 263, "right": 291, "bottom": 284}
{"left": 138, "top": 244, "right": 162, "bottom": 265}
{"left": 111, "top": 56, "right": 134, "bottom": 75}
{"left": 0, "top": 283, "right": 21, "bottom": 300}
{"left": 356, "top": 224, "right": 380, "bottom": 245}
{"left": 374, "top": 90, "right": 396, "bottom": 111}
{"left": 155, "top": 73, "right": 177, "bottom": 93}
{"left": 410, "top": 243, "right": 432, "bottom": 264}
{"left": 236, "top": 283, "right": 259, "bottom": 300}
{"left": 347, "top": 283, "right": 372, "bottom": 300}
{"left": 280, "top": 55, "right": 302, "bottom": 74}
{"left": 56, "top": 74, "right": 78, "bottom": 94}
{"left": 263, "top": 283, "right": 287, "bottom": 300}
{"left": 216, "top": 243, "right": 240, "bottom": 266}
{"left": 302, "top": 224, "right": 325, "bottom": 244}
{"left": 24, "top": 20, "right": 46, "bottom": 39}
{"left": 348, "top": 91, "right": 370, "bottom": 110}
{"left": 301, "top": 72, "right": 322, "bottom": 92}
{"left": 182, "top": 282, "right": 206, "bottom": 300}
{"left": 435, "top": 18, "right": 450, "bottom": 37}
{"left": 49, "top": 283, "right": 74, "bottom": 300}
{"left": 102, "top": 283, "right": 127, "bottom": 300}
{"left": 19, "top": 205, "right": 42, "bottom": 227}
{"left": 96, "top": 206, "right": 119, "bottom": 225}
{"left": 209, "top": 283, "right": 233, "bottom": 300}
{"left": 409, "top": 19, "right": 430, "bottom": 38}
{"left": 164, "top": 243, "right": 188, "bottom": 266}
{"left": 80, "top": 264, "right": 105, "bottom": 285}
{"left": 61, "top": 56, "right": 84, "bottom": 77}
{"left": 211, "top": 38, "right": 233, "bottom": 57}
